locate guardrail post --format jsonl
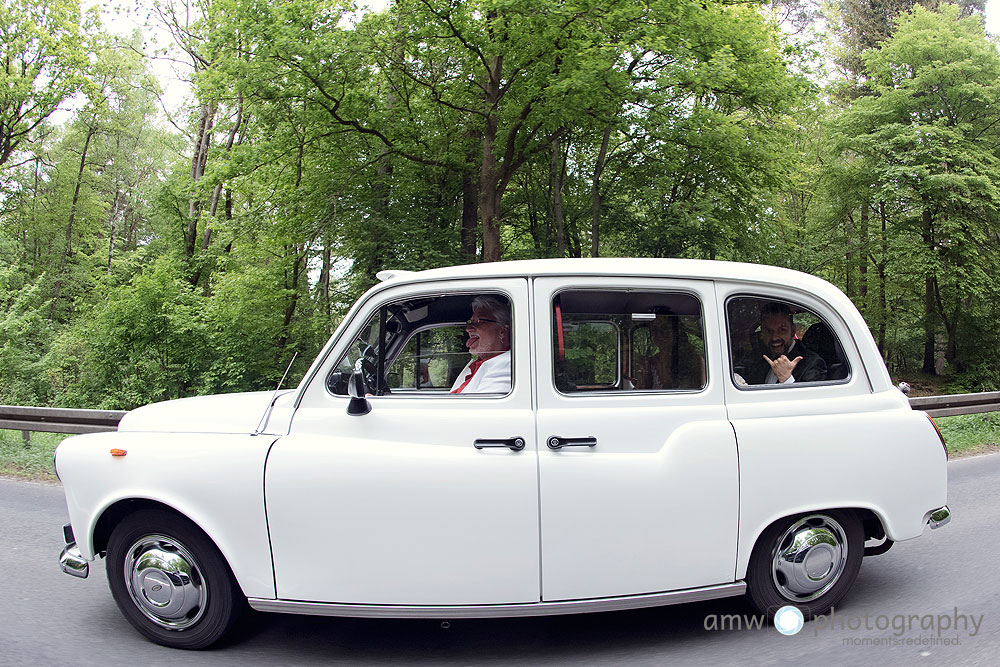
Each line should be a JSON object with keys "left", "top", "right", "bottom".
{"left": 22, "top": 430, "right": 30, "bottom": 448}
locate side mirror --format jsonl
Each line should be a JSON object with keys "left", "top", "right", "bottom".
{"left": 347, "top": 370, "right": 372, "bottom": 416}
{"left": 897, "top": 381, "right": 911, "bottom": 397}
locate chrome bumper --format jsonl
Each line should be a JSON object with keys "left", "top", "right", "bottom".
{"left": 927, "top": 505, "right": 951, "bottom": 530}
{"left": 59, "top": 543, "right": 89, "bottom": 579}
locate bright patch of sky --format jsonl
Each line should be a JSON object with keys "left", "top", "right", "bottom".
{"left": 989, "top": 0, "right": 1000, "bottom": 33}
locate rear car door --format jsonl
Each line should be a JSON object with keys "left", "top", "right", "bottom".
{"left": 533, "top": 276, "right": 739, "bottom": 601}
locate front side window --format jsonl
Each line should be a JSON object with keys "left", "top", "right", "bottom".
{"left": 327, "top": 293, "right": 513, "bottom": 396}
{"left": 727, "top": 296, "right": 851, "bottom": 387}
{"left": 553, "top": 290, "right": 706, "bottom": 394}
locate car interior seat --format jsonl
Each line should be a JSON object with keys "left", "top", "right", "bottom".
{"left": 801, "top": 321, "right": 849, "bottom": 381}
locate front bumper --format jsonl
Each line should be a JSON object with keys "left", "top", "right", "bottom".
{"left": 59, "top": 544, "right": 89, "bottom": 578}
{"left": 927, "top": 505, "right": 951, "bottom": 530}
{"left": 58, "top": 523, "right": 89, "bottom": 578}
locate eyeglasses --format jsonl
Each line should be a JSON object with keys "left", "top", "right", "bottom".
{"left": 465, "top": 318, "right": 499, "bottom": 327}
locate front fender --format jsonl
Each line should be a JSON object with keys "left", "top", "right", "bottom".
{"left": 56, "top": 431, "right": 278, "bottom": 599}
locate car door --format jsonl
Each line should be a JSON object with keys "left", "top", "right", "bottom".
{"left": 717, "top": 285, "right": 898, "bottom": 578}
{"left": 265, "top": 278, "right": 540, "bottom": 606}
{"left": 533, "top": 276, "right": 739, "bottom": 601}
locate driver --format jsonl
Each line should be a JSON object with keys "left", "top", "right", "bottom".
{"left": 450, "top": 296, "right": 512, "bottom": 393}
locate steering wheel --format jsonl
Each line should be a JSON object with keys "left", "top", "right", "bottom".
{"left": 357, "top": 345, "right": 390, "bottom": 395}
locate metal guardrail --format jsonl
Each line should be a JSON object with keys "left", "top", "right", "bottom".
{"left": 907, "top": 392, "right": 1000, "bottom": 418}
{"left": 0, "top": 405, "right": 126, "bottom": 435}
{"left": 0, "top": 393, "right": 997, "bottom": 439}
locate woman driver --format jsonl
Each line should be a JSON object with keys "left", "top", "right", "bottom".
{"left": 450, "top": 296, "right": 511, "bottom": 393}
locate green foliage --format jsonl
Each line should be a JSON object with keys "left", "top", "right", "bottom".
{"left": 937, "top": 412, "right": 1000, "bottom": 456}
{"left": 0, "top": 430, "right": 67, "bottom": 480}
{"left": 1, "top": 0, "right": 1000, "bottom": 417}
{"left": 826, "top": 4, "right": 1000, "bottom": 380}
{"left": 0, "top": 266, "right": 53, "bottom": 404}
{"left": 44, "top": 258, "right": 211, "bottom": 409}
{"left": 0, "top": 0, "right": 94, "bottom": 166}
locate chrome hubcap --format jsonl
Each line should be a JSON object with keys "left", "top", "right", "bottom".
{"left": 124, "top": 535, "right": 207, "bottom": 630}
{"left": 771, "top": 515, "right": 848, "bottom": 602}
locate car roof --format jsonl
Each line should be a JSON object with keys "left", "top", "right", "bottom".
{"left": 299, "top": 258, "right": 894, "bottom": 399}
{"left": 379, "top": 258, "right": 839, "bottom": 297}
{"left": 374, "top": 259, "right": 881, "bottom": 383}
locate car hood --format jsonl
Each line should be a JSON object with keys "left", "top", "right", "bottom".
{"left": 117, "top": 391, "right": 295, "bottom": 434}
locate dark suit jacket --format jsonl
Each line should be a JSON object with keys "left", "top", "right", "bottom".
{"left": 739, "top": 341, "right": 827, "bottom": 385}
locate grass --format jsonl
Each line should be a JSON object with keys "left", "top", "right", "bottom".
{"left": 0, "top": 430, "right": 69, "bottom": 481}
{"left": 935, "top": 412, "right": 1000, "bottom": 458}
{"left": 1, "top": 410, "right": 997, "bottom": 482}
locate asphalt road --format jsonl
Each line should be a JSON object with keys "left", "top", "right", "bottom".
{"left": 2, "top": 454, "right": 997, "bottom": 667}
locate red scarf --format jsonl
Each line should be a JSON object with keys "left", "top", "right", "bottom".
{"left": 451, "top": 353, "right": 505, "bottom": 394}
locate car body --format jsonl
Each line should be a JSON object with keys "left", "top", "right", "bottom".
{"left": 55, "top": 258, "right": 951, "bottom": 648}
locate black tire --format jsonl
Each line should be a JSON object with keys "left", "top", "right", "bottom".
{"left": 105, "top": 509, "right": 244, "bottom": 649}
{"left": 745, "top": 509, "right": 864, "bottom": 620}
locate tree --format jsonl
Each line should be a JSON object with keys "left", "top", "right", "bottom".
{"left": 835, "top": 5, "right": 1000, "bottom": 377}
{"left": 0, "top": 0, "right": 93, "bottom": 168}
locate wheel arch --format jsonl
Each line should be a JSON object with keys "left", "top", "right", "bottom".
{"left": 86, "top": 490, "right": 278, "bottom": 600}
{"left": 93, "top": 498, "right": 199, "bottom": 557}
{"left": 738, "top": 505, "right": 887, "bottom": 580}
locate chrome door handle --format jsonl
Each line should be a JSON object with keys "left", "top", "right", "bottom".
{"left": 547, "top": 436, "right": 597, "bottom": 450}
{"left": 474, "top": 437, "right": 526, "bottom": 452}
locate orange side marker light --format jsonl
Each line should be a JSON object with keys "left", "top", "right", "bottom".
{"left": 110, "top": 449, "right": 127, "bottom": 457}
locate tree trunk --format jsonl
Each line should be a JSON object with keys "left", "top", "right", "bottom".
{"left": 844, "top": 211, "right": 855, "bottom": 299}
{"left": 277, "top": 246, "right": 306, "bottom": 353}
{"left": 591, "top": 127, "right": 610, "bottom": 258}
{"left": 203, "top": 94, "right": 244, "bottom": 253}
{"left": 549, "top": 136, "right": 566, "bottom": 257}
{"left": 931, "top": 276, "right": 959, "bottom": 367}
{"left": 876, "top": 201, "right": 888, "bottom": 357}
{"left": 479, "top": 50, "right": 503, "bottom": 263}
{"left": 185, "top": 101, "right": 215, "bottom": 263}
{"left": 921, "top": 209, "right": 936, "bottom": 375}
{"left": 321, "top": 242, "right": 332, "bottom": 336}
{"left": 50, "top": 126, "right": 95, "bottom": 320}
{"left": 461, "top": 166, "right": 479, "bottom": 261}
{"left": 107, "top": 189, "right": 121, "bottom": 274}
{"left": 858, "top": 201, "right": 869, "bottom": 307}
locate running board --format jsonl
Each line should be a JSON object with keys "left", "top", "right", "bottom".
{"left": 248, "top": 582, "right": 746, "bottom": 619}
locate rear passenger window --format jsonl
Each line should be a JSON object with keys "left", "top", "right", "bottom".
{"left": 553, "top": 290, "right": 706, "bottom": 394}
{"left": 727, "top": 296, "right": 851, "bottom": 387}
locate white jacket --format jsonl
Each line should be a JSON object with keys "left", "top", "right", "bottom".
{"left": 450, "top": 351, "right": 511, "bottom": 393}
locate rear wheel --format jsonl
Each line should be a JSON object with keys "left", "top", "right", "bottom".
{"left": 106, "top": 510, "right": 243, "bottom": 649}
{"left": 746, "top": 510, "right": 863, "bottom": 620}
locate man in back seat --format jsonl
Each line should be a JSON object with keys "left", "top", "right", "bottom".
{"left": 740, "top": 302, "right": 827, "bottom": 385}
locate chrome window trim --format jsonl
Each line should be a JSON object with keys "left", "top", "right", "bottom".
{"left": 724, "top": 293, "right": 855, "bottom": 392}
{"left": 324, "top": 288, "right": 517, "bottom": 400}
{"left": 550, "top": 287, "right": 708, "bottom": 397}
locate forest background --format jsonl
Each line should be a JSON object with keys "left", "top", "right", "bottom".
{"left": 3, "top": 0, "right": 1000, "bottom": 412}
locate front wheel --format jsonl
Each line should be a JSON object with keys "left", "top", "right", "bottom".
{"left": 106, "top": 510, "right": 244, "bottom": 649}
{"left": 745, "top": 510, "right": 863, "bottom": 620}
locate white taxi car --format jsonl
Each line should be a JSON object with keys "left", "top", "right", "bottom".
{"left": 55, "top": 258, "right": 951, "bottom": 649}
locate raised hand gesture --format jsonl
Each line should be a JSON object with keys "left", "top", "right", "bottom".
{"left": 763, "top": 354, "right": 802, "bottom": 383}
